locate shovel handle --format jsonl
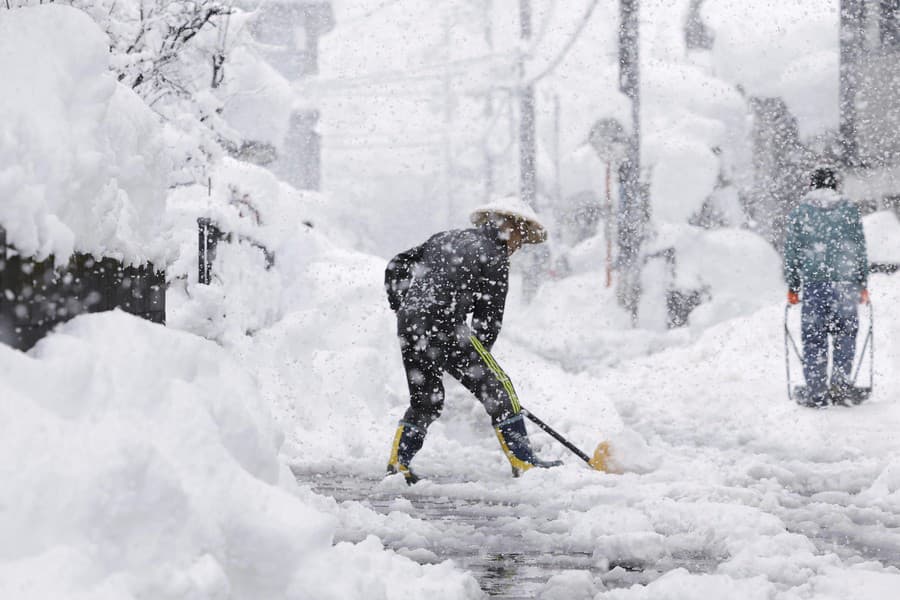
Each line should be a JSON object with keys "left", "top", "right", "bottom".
{"left": 520, "top": 408, "right": 592, "bottom": 465}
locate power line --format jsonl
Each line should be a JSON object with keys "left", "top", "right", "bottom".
{"left": 526, "top": 0, "right": 600, "bottom": 85}
{"left": 324, "top": 141, "right": 443, "bottom": 150}
{"left": 338, "top": 0, "right": 405, "bottom": 26}
{"left": 527, "top": 0, "right": 559, "bottom": 58}
{"left": 300, "top": 49, "right": 518, "bottom": 92}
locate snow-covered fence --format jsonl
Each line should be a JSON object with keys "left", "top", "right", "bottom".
{"left": 0, "top": 227, "right": 165, "bottom": 351}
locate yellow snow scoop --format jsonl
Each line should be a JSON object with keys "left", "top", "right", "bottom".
{"left": 521, "top": 408, "right": 613, "bottom": 472}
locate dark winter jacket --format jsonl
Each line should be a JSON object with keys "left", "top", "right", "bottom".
{"left": 784, "top": 189, "right": 868, "bottom": 293}
{"left": 385, "top": 223, "right": 509, "bottom": 350}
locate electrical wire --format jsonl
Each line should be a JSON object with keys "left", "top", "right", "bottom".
{"left": 525, "top": 0, "right": 600, "bottom": 85}
{"left": 527, "top": 0, "right": 559, "bottom": 58}
{"left": 338, "top": 0, "right": 405, "bottom": 26}
{"left": 299, "top": 49, "right": 518, "bottom": 92}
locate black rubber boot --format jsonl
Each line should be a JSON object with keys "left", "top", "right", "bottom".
{"left": 386, "top": 422, "right": 425, "bottom": 485}
{"left": 495, "top": 414, "right": 563, "bottom": 477}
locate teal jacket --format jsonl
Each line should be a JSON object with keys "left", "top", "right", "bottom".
{"left": 784, "top": 189, "right": 868, "bottom": 292}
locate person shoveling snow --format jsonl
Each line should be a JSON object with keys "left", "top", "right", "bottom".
{"left": 383, "top": 197, "right": 568, "bottom": 484}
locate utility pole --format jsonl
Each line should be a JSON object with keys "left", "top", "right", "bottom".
{"left": 441, "top": 10, "right": 454, "bottom": 223}
{"left": 839, "top": 0, "right": 864, "bottom": 167}
{"left": 483, "top": 0, "right": 495, "bottom": 201}
{"left": 553, "top": 93, "right": 562, "bottom": 206}
{"left": 519, "top": 0, "right": 536, "bottom": 207}
{"left": 618, "top": 0, "right": 644, "bottom": 325}
{"left": 518, "top": 0, "right": 542, "bottom": 303}
{"left": 605, "top": 161, "right": 613, "bottom": 288}
{"left": 588, "top": 118, "right": 628, "bottom": 290}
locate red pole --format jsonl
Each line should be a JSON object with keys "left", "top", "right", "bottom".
{"left": 605, "top": 161, "right": 613, "bottom": 288}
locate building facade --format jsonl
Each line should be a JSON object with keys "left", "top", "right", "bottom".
{"left": 243, "top": 0, "right": 334, "bottom": 191}
{"left": 840, "top": 0, "right": 900, "bottom": 209}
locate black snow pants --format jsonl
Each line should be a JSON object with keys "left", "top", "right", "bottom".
{"left": 397, "top": 311, "right": 521, "bottom": 434}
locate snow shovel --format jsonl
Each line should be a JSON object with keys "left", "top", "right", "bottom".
{"left": 520, "top": 407, "right": 612, "bottom": 472}
{"left": 783, "top": 301, "right": 874, "bottom": 406}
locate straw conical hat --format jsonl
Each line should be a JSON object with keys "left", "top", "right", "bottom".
{"left": 470, "top": 196, "right": 547, "bottom": 244}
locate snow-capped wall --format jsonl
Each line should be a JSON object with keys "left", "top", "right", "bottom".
{"left": 0, "top": 5, "right": 170, "bottom": 265}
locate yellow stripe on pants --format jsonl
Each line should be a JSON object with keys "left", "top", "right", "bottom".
{"left": 387, "top": 425, "right": 404, "bottom": 466}
{"left": 469, "top": 336, "right": 521, "bottom": 414}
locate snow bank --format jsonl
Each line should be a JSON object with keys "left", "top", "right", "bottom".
{"left": 513, "top": 224, "right": 782, "bottom": 366}
{"left": 863, "top": 210, "right": 900, "bottom": 264}
{"left": 0, "top": 5, "right": 171, "bottom": 264}
{"left": 243, "top": 235, "right": 413, "bottom": 468}
{"left": 166, "top": 157, "right": 359, "bottom": 342}
{"left": 657, "top": 225, "right": 784, "bottom": 328}
{"left": 220, "top": 45, "right": 295, "bottom": 151}
{"left": 599, "top": 569, "right": 776, "bottom": 599}
{"left": 0, "top": 311, "right": 481, "bottom": 599}
{"left": 704, "top": 0, "right": 839, "bottom": 138}
{"left": 641, "top": 32, "right": 748, "bottom": 227}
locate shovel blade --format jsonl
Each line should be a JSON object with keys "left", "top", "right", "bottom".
{"left": 588, "top": 440, "right": 612, "bottom": 472}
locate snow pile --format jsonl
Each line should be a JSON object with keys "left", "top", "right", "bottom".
{"left": 166, "top": 157, "right": 358, "bottom": 343}
{"left": 863, "top": 210, "right": 900, "bottom": 264}
{"left": 220, "top": 44, "right": 296, "bottom": 152}
{"left": 0, "top": 5, "right": 170, "bottom": 264}
{"left": 0, "top": 311, "right": 481, "bottom": 599}
{"left": 507, "top": 224, "right": 782, "bottom": 366}
{"left": 242, "top": 236, "right": 427, "bottom": 468}
{"left": 653, "top": 225, "right": 784, "bottom": 327}
{"left": 705, "top": 0, "right": 839, "bottom": 138}
{"left": 639, "top": 0, "right": 749, "bottom": 227}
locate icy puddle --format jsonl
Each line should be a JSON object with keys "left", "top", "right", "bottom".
{"left": 294, "top": 469, "right": 722, "bottom": 598}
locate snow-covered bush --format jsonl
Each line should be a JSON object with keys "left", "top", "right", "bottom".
{"left": 0, "top": 4, "right": 170, "bottom": 264}
{"left": 4, "top": 0, "right": 291, "bottom": 185}
{"left": 165, "top": 157, "right": 360, "bottom": 343}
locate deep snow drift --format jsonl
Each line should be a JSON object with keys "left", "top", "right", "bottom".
{"left": 0, "top": 312, "right": 481, "bottom": 599}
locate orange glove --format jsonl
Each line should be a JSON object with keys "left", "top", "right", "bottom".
{"left": 787, "top": 291, "right": 800, "bottom": 305}
{"left": 860, "top": 289, "right": 870, "bottom": 304}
